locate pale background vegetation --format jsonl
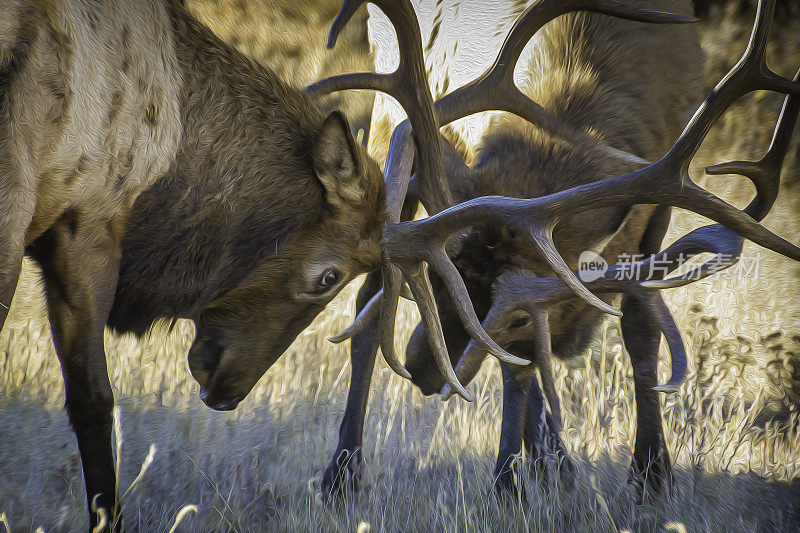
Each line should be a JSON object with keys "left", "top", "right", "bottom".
{"left": 1, "top": 1, "right": 799, "bottom": 531}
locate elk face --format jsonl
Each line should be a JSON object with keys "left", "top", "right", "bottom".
{"left": 405, "top": 268, "right": 542, "bottom": 395}
{"left": 405, "top": 304, "right": 471, "bottom": 396}
{"left": 405, "top": 296, "right": 539, "bottom": 394}
{"left": 188, "top": 111, "right": 385, "bottom": 410}
{"left": 405, "top": 261, "right": 493, "bottom": 395}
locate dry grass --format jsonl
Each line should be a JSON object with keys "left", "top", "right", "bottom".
{"left": 1, "top": 2, "right": 800, "bottom": 531}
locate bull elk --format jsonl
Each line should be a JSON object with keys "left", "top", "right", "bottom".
{"left": 309, "top": 0, "right": 800, "bottom": 498}
{"left": 1, "top": 0, "right": 385, "bottom": 528}
{"left": 448, "top": 78, "right": 799, "bottom": 492}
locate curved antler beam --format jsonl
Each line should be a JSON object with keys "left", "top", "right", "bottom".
{"left": 307, "top": 0, "right": 454, "bottom": 213}
{"left": 434, "top": 0, "right": 696, "bottom": 158}
{"left": 644, "top": 67, "right": 800, "bottom": 288}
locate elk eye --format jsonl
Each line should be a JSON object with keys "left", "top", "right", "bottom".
{"left": 508, "top": 315, "right": 530, "bottom": 329}
{"left": 318, "top": 269, "right": 341, "bottom": 289}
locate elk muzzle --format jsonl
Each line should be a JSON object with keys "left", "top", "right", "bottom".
{"left": 187, "top": 335, "right": 241, "bottom": 411}
{"left": 405, "top": 322, "right": 448, "bottom": 396}
{"left": 187, "top": 296, "right": 330, "bottom": 412}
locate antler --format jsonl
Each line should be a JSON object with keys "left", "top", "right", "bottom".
{"left": 315, "top": 0, "right": 800, "bottom": 400}
{"left": 307, "top": 0, "right": 454, "bottom": 213}
{"left": 446, "top": 77, "right": 800, "bottom": 397}
{"left": 307, "top": 0, "right": 693, "bottom": 212}
{"left": 431, "top": 0, "right": 698, "bottom": 165}
{"left": 313, "top": 0, "right": 702, "bottom": 400}
{"left": 457, "top": 279, "right": 563, "bottom": 425}
{"left": 643, "top": 67, "right": 800, "bottom": 289}
{"left": 447, "top": 273, "right": 679, "bottom": 404}
{"left": 444, "top": 262, "right": 690, "bottom": 402}
{"left": 308, "top": 1, "right": 507, "bottom": 399}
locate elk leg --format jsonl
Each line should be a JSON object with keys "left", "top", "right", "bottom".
{"left": 28, "top": 212, "right": 123, "bottom": 531}
{"left": 494, "top": 363, "right": 531, "bottom": 496}
{"left": 522, "top": 372, "right": 572, "bottom": 483}
{"left": 0, "top": 228, "right": 23, "bottom": 332}
{"left": 322, "top": 271, "right": 382, "bottom": 499}
{"left": 621, "top": 295, "right": 671, "bottom": 499}
{"left": 0, "top": 166, "right": 34, "bottom": 331}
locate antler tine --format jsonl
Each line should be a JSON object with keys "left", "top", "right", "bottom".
{"left": 651, "top": 294, "right": 687, "bottom": 393}
{"left": 433, "top": 0, "right": 696, "bottom": 162}
{"left": 327, "top": 266, "right": 414, "bottom": 381}
{"left": 705, "top": 68, "right": 800, "bottom": 221}
{"left": 378, "top": 263, "right": 413, "bottom": 380}
{"left": 329, "top": 282, "right": 415, "bottom": 344}
{"left": 527, "top": 223, "right": 620, "bottom": 316}
{"left": 442, "top": 303, "right": 563, "bottom": 418}
{"left": 646, "top": 68, "right": 800, "bottom": 289}
{"left": 326, "top": 0, "right": 369, "bottom": 49}
{"left": 306, "top": 0, "right": 392, "bottom": 96}
{"left": 639, "top": 224, "right": 744, "bottom": 289}
{"left": 329, "top": 289, "right": 383, "bottom": 344}
{"left": 404, "top": 262, "right": 473, "bottom": 401}
{"left": 328, "top": 271, "right": 416, "bottom": 382}
{"left": 382, "top": 121, "right": 417, "bottom": 221}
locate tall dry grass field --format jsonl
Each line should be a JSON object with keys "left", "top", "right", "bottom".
{"left": 1, "top": 1, "right": 799, "bottom": 531}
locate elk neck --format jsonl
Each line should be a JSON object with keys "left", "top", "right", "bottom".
{"left": 108, "top": 2, "right": 347, "bottom": 335}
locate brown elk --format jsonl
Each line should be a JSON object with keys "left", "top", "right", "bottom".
{"left": 1, "top": 0, "right": 384, "bottom": 528}
{"left": 310, "top": 0, "right": 800, "bottom": 498}
{"left": 448, "top": 74, "right": 799, "bottom": 493}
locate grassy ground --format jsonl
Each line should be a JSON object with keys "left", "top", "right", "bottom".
{"left": 1, "top": 2, "right": 800, "bottom": 531}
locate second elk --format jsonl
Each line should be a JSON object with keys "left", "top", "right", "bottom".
{"left": 310, "top": 0, "right": 800, "bottom": 498}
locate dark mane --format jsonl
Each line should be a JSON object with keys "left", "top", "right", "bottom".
{"left": 109, "top": 3, "right": 331, "bottom": 334}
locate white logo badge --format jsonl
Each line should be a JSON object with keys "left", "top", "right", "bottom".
{"left": 578, "top": 251, "right": 608, "bottom": 282}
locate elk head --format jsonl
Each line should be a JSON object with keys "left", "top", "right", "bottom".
{"left": 185, "top": 111, "right": 386, "bottom": 410}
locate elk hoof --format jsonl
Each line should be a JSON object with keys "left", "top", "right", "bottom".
{"left": 628, "top": 453, "right": 672, "bottom": 503}
{"left": 321, "top": 452, "right": 361, "bottom": 502}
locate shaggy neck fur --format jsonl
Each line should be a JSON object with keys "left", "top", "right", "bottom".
{"left": 109, "top": 3, "right": 337, "bottom": 334}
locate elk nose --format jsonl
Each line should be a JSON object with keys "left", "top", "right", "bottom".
{"left": 211, "top": 395, "right": 244, "bottom": 411}
{"left": 200, "top": 389, "right": 244, "bottom": 411}
{"left": 188, "top": 336, "right": 225, "bottom": 389}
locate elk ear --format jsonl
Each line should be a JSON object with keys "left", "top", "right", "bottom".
{"left": 312, "top": 111, "right": 364, "bottom": 209}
